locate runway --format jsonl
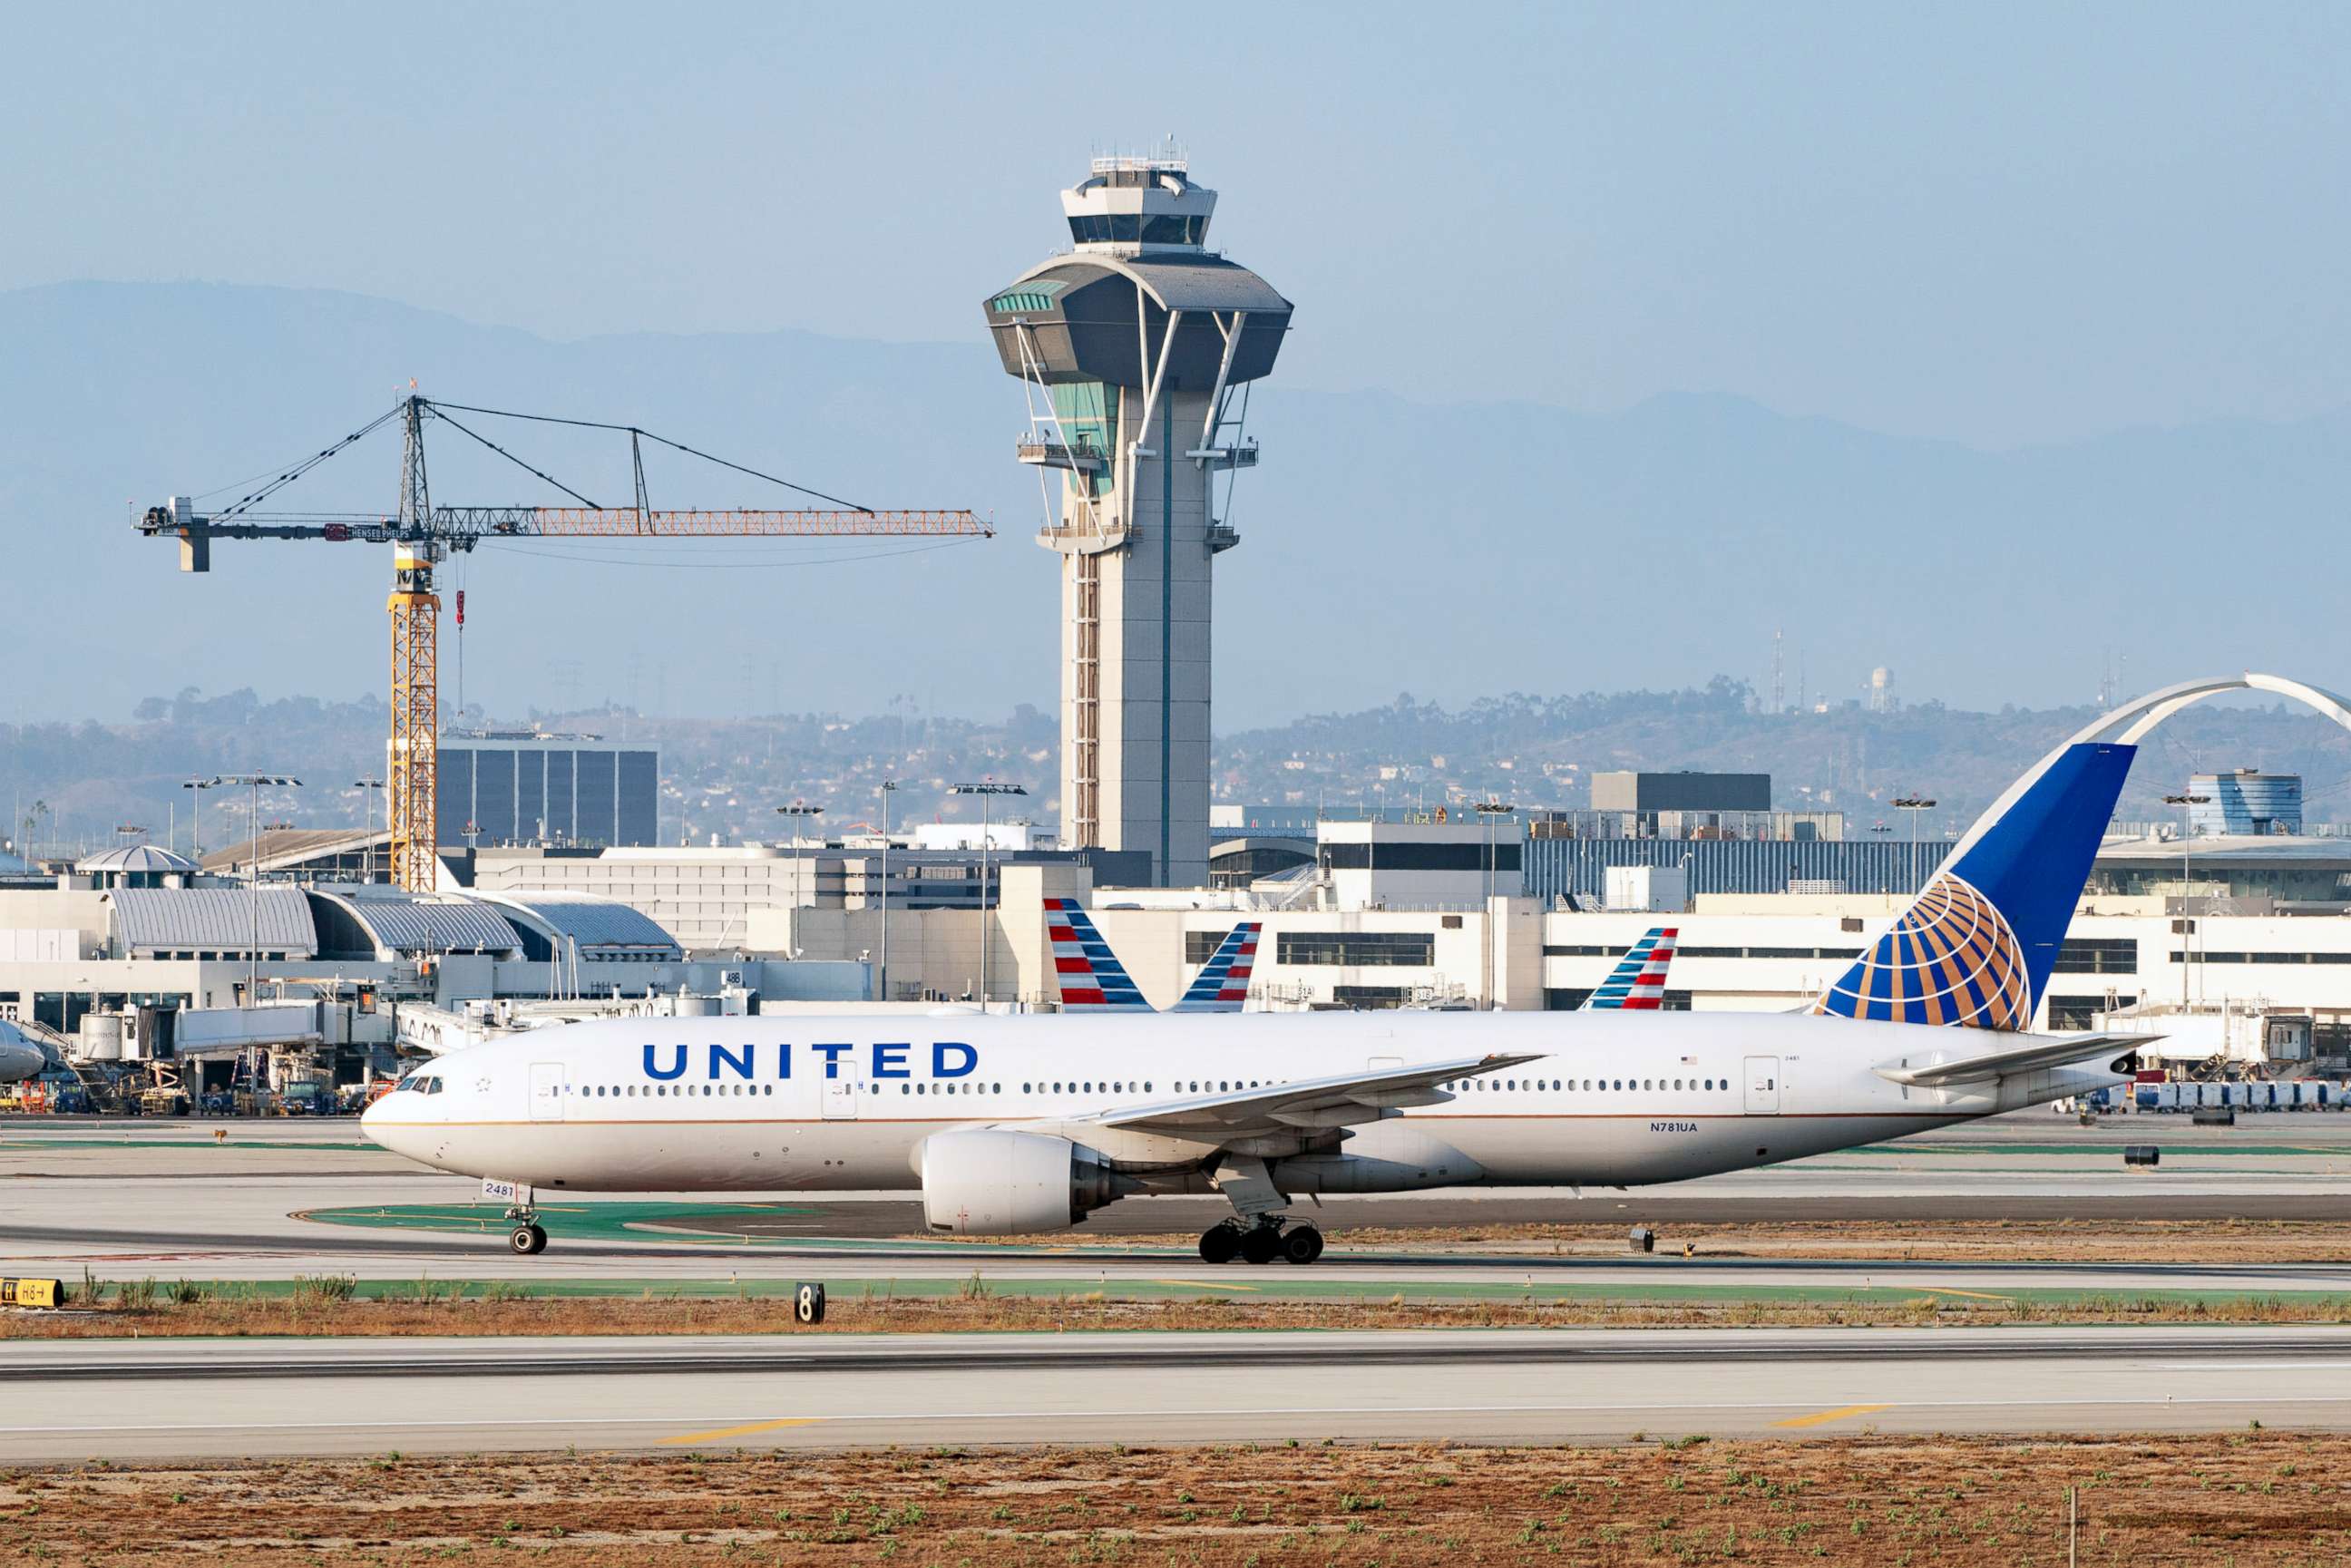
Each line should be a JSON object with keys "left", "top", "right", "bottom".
{"left": 3, "top": 1324, "right": 2346, "bottom": 1460}
{"left": 10, "top": 1114, "right": 2351, "bottom": 1300}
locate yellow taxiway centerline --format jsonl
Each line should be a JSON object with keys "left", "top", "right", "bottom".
{"left": 660, "top": 1417, "right": 825, "bottom": 1445}
{"left": 1771, "top": 1403, "right": 1893, "bottom": 1429}
{"left": 1149, "top": 1279, "right": 1262, "bottom": 1291}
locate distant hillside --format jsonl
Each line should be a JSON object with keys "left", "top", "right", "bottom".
{"left": 1219, "top": 684, "right": 2351, "bottom": 833}
{"left": 6, "top": 682, "right": 2346, "bottom": 862}
{"left": 4, "top": 280, "right": 2348, "bottom": 735}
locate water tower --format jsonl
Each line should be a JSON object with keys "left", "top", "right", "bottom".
{"left": 984, "top": 153, "right": 1293, "bottom": 886}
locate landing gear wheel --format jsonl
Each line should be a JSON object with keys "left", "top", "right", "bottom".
{"left": 1239, "top": 1225, "right": 1283, "bottom": 1265}
{"left": 1198, "top": 1224, "right": 1241, "bottom": 1265}
{"left": 1281, "top": 1225, "right": 1324, "bottom": 1265}
{"left": 509, "top": 1223, "right": 547, "bottom": 1256}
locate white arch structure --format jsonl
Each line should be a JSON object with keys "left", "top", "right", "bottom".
{"left": 1945, "top": 672, "right": 2351, "bottom": 868}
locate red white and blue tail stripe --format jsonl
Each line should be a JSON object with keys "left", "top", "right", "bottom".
{"left": 1044, "top": 898, "right": 1151, "bottom": 1011}
{"left": 1582, "top": 927, "right": 1677, "bottom": 1010}
{"left": 1171, "top": 921, "right": 1261, "bottom": 1013}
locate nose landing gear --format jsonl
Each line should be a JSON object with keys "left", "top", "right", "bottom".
{"left": 1198, "top": 1217, "right": 1323, "bottom": 1266}
{"left": 504, "top": 1203, "right": 548, "bottom": 1255}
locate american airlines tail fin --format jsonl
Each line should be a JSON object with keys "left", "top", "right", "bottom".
{"left": 1171, "top": 922, "right": 1261, "bottom": 1013}
{"left": 1581, "top": 927, "right": 1676, "bottom": 1010}
{"left": 1814, "top": 741, "right": 2136, "bottom": 1029}
{"left": 1044, "top": 898, "right": 1151, "bottom": 1011}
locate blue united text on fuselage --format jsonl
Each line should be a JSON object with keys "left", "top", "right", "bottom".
{"left": 641, "top": 1041, "right": 979, "bottom": 1082}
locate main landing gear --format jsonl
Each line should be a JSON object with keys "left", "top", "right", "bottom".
{"left": 505, "top": 1205, "right": 548, "bottom": 1256}
{"left": 1198, "top": 1217, "right": 1323, "bottom": 1266}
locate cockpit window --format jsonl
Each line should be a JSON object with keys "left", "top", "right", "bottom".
{"left": 396, "top": 1075, "right": 444, "bottom": 1096}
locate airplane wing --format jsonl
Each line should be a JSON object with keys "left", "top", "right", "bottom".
{"left": 1872, "top": 1032, "right": 2149, "bottom": 1087}
{"left": 1094, "top": 1052, "right": 1544, "bottom": 1139}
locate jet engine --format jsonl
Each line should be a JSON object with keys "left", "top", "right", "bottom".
{"left": 918, "top": 1128, "right": 1138, "bottom": 1235}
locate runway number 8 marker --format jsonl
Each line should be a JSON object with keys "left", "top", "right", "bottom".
{"left": 795, "top": 1282, "right": 826, "bottom": 1325}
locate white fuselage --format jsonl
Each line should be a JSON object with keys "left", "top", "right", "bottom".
{"left": 360, "top": 1009, "right": 2121, "bottom": 1203}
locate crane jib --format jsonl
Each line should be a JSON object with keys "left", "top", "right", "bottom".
{"left": 139, "top": 509, "right": 989, "bottom": 544}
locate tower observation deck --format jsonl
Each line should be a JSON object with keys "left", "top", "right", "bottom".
{"left": 984, "top": 154, "right": 1293, "bottom": 886}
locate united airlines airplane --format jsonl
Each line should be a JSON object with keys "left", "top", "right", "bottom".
{"left": 366, "top": 734, "right": 2144, "bottom": 1264}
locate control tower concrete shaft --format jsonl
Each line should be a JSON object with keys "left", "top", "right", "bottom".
{"left": 984, "top": 156, "right": 1292, "bottom": 886}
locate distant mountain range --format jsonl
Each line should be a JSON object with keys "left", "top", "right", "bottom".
{"left": 4, "top": 280, "right": 2347, "bottom": 736}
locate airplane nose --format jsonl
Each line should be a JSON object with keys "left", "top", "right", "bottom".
{"left": 359, "top": 1096, "right": 394, "bottom": 1147}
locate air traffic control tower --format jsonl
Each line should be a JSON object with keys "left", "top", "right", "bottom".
{"left": 984, "top": 155, "right": 1292, "bottom": 887}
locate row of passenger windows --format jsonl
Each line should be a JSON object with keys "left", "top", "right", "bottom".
{"left": 561, "top": 1075, "right": 1726, "bottom": 1102}
{"left": 1442, "top": 1076, "right": 1728, "bottom": 1094}
{"left": 582, "top": 1082, "right": 1012, "bottom": 1098}
{"left": 573, "top": 1081, "right": 1307, "bottom": 1105}
{"left": 568, "top": 1077, "right": 1287, "bottom": 1101}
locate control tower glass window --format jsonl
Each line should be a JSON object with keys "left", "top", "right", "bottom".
{"left": 1050, "top": 383, "right": 1118, "bottom": 497}
{"left": 1068, "top": 214, "right": 1206, "bottom": 246}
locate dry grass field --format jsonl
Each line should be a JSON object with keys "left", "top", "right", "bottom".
{"left": 5, "top": 1434, "right": 2347, "bottom": 1564}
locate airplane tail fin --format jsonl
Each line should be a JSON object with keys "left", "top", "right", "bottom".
{"left": 1171, "top": 921, "right": 1262, "bottom": 1013}
{"left": 1581, "top": 927, "right": 1676, "bottom": 1010}
{"left": 1043, "top": 898, "right": 1151, "bottom": 1012}
{"left": 1813, "top": 742, "right": 2136, "bottom": 1029}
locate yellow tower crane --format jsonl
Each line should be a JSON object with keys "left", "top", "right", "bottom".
{"left": 139, "top": 394, "right": 991, "bottom": 890}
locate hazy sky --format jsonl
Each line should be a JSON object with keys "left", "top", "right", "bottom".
{"left": 8, "top": 3, "right": 2344, "bottom": 449}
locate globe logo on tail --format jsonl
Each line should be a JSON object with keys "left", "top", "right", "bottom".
{"left": 1814, "top": 874, "right": 2032, "bottom": 1030}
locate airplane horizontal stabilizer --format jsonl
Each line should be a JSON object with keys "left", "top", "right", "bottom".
{"left": 1871, "top": 1032, "right": 2151, "bottom": 1087}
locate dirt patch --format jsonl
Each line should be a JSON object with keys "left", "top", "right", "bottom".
{"left": 4, "top": 1434, "right": 2346, "bottom": 1563}
{"left": 10, "top": 1284, "right": 2351, "bottom": 1339}
{"left": 926, "top": 1216, "right": 2351, "bottom": 1264}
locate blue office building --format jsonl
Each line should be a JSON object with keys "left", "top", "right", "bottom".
{"left": 2188, "top": 771, "right": 2302, "bottom": 838}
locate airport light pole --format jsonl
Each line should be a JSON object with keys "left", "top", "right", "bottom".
{"left": 876, "top": 780, "right": 898, "bottom": 1005}
{"left": 2163, "top": 792, "right": 2212, "bottom": 1008}
{"left": 951, "top": 782, "right": 1026, "bottom": 1009}
{"left": 1892, "top": 795, "right": 1936, "bottom": 893}
{"left": 181, "top": 777, "right": 212, "bottom": 860}
{"left": 354, "top": 778, "right": 385, "bottom": 883}
{"left": 774, "top": 803, "right": 824, "bottom": 845}
{"left": 208, "top": 774, "right": 301, "bottom": 1005}
{"left": 774, "top": 805, "right": 825, "bottom": 955}
{"left": 1475, "top": 800, "right": 1515, "bottom": 1010}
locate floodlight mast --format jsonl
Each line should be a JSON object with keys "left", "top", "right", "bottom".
{"left": 951, "top": 781, "right": 1028, "bottom": 1008}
